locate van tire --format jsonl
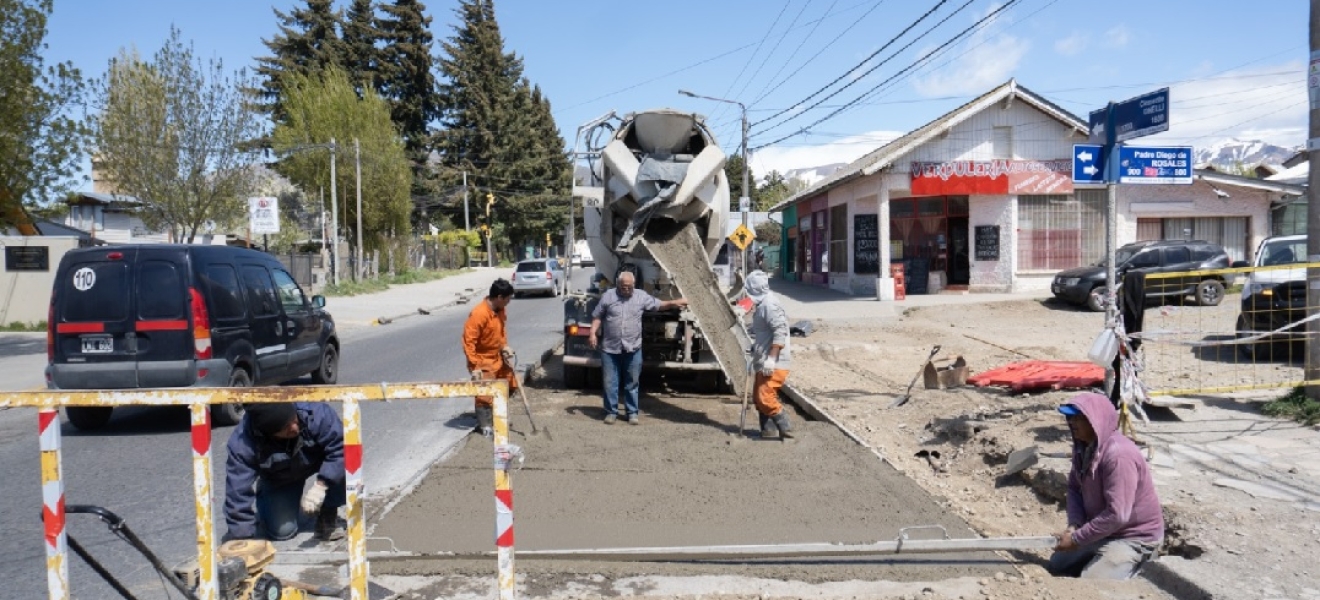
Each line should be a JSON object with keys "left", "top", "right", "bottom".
{"left": 213, "top": 368, "right": 251, "bottom": 427}
{"left": 1195, "top": 279, "right": 1225, "bottom": 306}
{"left": 66, "top": 407, "right": 113, "bottom": 431}
{"left": 311, "top": 344, "right": 339, "bottom": 384}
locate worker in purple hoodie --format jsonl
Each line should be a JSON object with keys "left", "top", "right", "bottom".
{"left": 1048, "top": 391, "right": 1164, "bottom": 579}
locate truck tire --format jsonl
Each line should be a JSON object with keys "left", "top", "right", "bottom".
{"left": 212, "top": 368, "right": 251, "bottom": 427}
{"left": 66, "top": 407, "right": 113, "bottom": 431}
{"left": 1195, "top": 279, "right": 1224, "bottom": 306}
{"left": 563, "top": 364, "right": 586, "bottom": 389}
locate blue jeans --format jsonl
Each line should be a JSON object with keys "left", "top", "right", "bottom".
{"left": 256, "top": 477, "right": 346, "bottom": 541}
{"left": 601, "top": 349, "right": 642, "bottom": 417}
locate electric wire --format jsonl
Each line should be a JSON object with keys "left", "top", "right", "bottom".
{"left": 705, "top": 0, "right": 793, "bottom": 126}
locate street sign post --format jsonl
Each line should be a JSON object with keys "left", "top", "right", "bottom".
{"left": 727, "top": 223, "right": 755, "bottom": 251}
{"left": 1088, "top": 87, "right": 1169, "bottom": 144}
{"left": 248, "top": 197, "right": 280, "bottom": 235}
{"left": 1116, "top": 146, "right": 1193, "bottom": 185}
{"left": 1072, "top": 144, "right": 1104, "bottom": 184}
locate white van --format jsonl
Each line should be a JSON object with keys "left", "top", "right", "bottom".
{"left": 572, "top": 239, "right": 594, "bottom": 267}
{"left": 1240, "top": 234, "right": 1307, "bottom": 300}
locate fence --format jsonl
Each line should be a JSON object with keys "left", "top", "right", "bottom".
{"left": 1130, "top": 263, "right": 1320, "bottom": 398}
{"left": 2, "top": 381, "right": 518, "bottom": 600}
{"left": 275, "top": 252, "right": 325, "bottom": 289}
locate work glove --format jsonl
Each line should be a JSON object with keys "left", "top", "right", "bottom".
{"left": 759, "top": 356, "right": 777, "bottom": 377}
{"left": 471, "top": 369, "right": 485, "bottom": 382}
{"left": 301, "top": 480, "right": 327, "bottom": 515}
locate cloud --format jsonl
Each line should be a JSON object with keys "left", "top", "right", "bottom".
{"left": 1142, "top": 62, "right": 1306, "bottom": 148}
{"left": 750, "top": 129, "right": 903, "bottom": 177}
{"left": 911, "top": 6, "right": 1029, "bottom": 97}
{"left": 1054, "top": 32, "right": 1088, "bottom": 57}
{"left": 1104, "top": 25, "right": 1130, "bottom": 48}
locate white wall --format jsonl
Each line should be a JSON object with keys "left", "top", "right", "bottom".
{"left": 0, "top": 237, "right": 80, "bottom": 325}
{"left": 968, "top": 195, "right": 1015, "bottom": 292}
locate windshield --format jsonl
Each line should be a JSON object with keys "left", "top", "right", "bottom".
{"left": 1095, "top": 246, "right": 1142, "bottom": 267}
{"left": 1259, "top": 239, "right": 1306, "bottom": 267}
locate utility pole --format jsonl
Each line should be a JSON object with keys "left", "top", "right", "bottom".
{"left": 355, "top": 138, "right": 364, "bottom": 282}
{"left": 679, "top": 89, "right": 751, "bottom": 274}
{"left": 463, "top": 171, "right": 471, "bottom": 232}
{"left": 486, "top": 192, "right": 495, "bottom": 268}
{"left": 329, "top": 138, "right": 339, "bottom": 287}
{"left": 1306, "top": 0, "right": 1320, "bottom": 398}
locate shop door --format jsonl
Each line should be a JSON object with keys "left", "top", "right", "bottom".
{"left": 947, "top": 217, "right": 969, "bottom": 285}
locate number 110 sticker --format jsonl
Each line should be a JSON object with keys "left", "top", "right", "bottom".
{"left": 73, "top": 267, "right": 96, "bottom": 291}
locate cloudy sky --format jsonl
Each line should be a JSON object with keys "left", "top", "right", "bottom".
{"left": 45, "top": 0, "right": 1309, "bottom": 181}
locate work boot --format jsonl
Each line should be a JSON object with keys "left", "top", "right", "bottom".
{"left": 475, "top": 405, "right": 493, "bottom": 438}
{"left": 314, "top": 511, "right": 344, "bottom": 542}
{"left": 772, "top": 412, "right": 795, "bottom": 439}
{"left": 759, "top": 414, "right": 779, "bottom": 439}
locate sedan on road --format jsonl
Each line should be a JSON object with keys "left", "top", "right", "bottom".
{"left": 512, "top": 259, "right": 563, "bottom": 297}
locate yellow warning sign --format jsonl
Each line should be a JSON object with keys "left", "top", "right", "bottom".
{"left": 727, "top": 224, "right": 755, "bottom": 251}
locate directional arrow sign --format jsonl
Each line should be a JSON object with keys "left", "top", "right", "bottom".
{"left": 1072, "top": 144, "right": 1104, "bottom": 184}
{"left": 1116, "top": 145, "right": 1193, "bottom": 185}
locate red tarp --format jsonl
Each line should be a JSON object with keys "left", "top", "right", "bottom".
{"left": 967, "top": 360, "right": 1104, "bottom": 393}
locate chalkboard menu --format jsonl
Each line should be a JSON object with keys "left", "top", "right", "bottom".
{"left": 853, "top": 214, "right": 879, "bottom": 274}
{"left": 974, "top": 225, "right": 1000, "bottom": 262}
{"left": 5, "top": 246, "right": 49, "bottom": 271}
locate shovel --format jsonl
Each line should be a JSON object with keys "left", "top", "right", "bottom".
{"left": 890, "top": 345, "right": 941, "bottom": 408}
{"left": 503, "top": 353, "right": 551, "bottom": 440}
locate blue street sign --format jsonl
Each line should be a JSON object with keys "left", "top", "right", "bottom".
{"left": 1072, "top": 144, "right": 1104, "bottom": 184}
{"left": 1116, "top": 145, "right": 1193, "bottom": 185}
{"left": 1089, "top": 88, "right": 1169, "bottom": 144}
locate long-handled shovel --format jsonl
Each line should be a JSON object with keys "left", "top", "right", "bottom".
{"left": 890, "top": 345, "right": 941, "bottom": 408}
{"left": 504, "top": 353, "right": 551, "bottom": 440}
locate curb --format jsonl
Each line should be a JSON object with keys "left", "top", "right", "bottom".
{"left": 779, "top": 383, "right": 890, "bottom": 465}
{"left": 356, "top": 289, "right": 479, "bottom": 327}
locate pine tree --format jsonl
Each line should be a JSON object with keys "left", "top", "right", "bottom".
{"left": 378, "top": 0, "right": 439, "bottom": 160}
{"left": 341, "top": 0, "right": 382, "bottom": 94}
{"left": 254, "top": 0, "right": 346, "bottom": 120}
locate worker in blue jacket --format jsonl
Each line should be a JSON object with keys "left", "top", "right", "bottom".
{"left": 223, "top": 402, "right": 346, "bottom": 541}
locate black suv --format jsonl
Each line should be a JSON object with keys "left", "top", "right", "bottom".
{"left": 47, "top": 245, "right": 339, "bottom": 430}
{"left": 1051, "top": 240, "right": 1231, "bottom": 312}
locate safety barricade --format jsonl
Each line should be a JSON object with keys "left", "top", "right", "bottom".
{"left": 0, "top": 381, "right": 517, "bottom": 600}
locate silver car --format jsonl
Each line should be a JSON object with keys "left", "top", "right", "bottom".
{"left": 511, "top": 259, "right": 564, "bottom": 297}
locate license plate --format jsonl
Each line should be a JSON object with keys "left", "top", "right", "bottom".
{"left": 81, "top": 336, "right": 113, "bottom": 354}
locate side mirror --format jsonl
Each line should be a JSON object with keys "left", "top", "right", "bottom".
{"left": 312, "top": 295, "right": 326, "bottom": 308}
{"left": 1230, "top": 260, "right": 1249, "bottom": 269}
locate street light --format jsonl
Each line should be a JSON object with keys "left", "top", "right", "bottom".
{"left": 679, "top": 89, "right": 750, "bottom": 275}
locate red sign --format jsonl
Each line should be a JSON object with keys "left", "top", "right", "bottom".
{"left": 910, "top": 159, "right": 1073, "bottom": 195}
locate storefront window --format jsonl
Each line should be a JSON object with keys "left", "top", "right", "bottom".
{"left": 829, "top": 204, "right": 848, "bottom": 273}
{"left": 1017, "top": 192, "right": 1105, "bottom": 271}
{"left": 891, "top": 199, "right": 917, "bottom": 219}
{"left": 947, "top": 196, "right": 969, "bottom": 216}
{"left": 918, "top": 198, "right": 944, "bottom": 217}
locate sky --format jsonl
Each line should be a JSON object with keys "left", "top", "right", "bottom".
{"left": 42, "top": 0, "right": 1310, "bottom": 186}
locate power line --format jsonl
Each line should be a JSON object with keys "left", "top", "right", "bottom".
{"left": 747, "top": 0, "right": 885, "bottom": 110}
{"left": 751, "top": 0, "right": 1022, "bottom": 151}
{"left": 726, "top": 1, "right": 812, "bottom": 117}
{"left": 752, "top": 0, "right": 955, "bottom": 129}
{"left": 705, "top": 0, "right": 793, "bottom": 126}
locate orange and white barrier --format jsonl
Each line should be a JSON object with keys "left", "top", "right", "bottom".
{"left": 38, "top": 409, "right": 68, "bottom": 599}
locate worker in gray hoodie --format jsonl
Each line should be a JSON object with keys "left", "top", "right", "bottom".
{"left": 745, "top": 270, "right": 794, "bottom": 439}
{"left": 1048, "top": 391, "right": 1164, "bottom": 579}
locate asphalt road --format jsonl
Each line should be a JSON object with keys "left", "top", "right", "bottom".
{"left": 0, "top": 272, "right": 579, "bottom": 600}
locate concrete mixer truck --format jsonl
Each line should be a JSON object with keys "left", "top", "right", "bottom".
{"left": 562, "top": 110, "right": 750, "bottom": 396}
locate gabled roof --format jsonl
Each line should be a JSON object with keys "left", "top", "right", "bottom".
{"left": 1197, "top": 169, "right": 1305, "bottom": 195}
{"left": 768, "top": 79, "right": 1088, "bottom": 212}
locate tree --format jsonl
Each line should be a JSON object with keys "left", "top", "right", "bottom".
{"left": 377, "top": 0, "right": 440, "bottom": 163}
{"left": 254, "top": 0, "right": 345, "bottom": 120}
{"left": 341, "top": 0, "right": 382, "bottom": 94}
{"left": 93, "top": 28, "right": 264, "bottom": 243}
{"left": 271, "top": 66, "right": 411, "bottom": 255}
{"left": 0, "top": 0, "right": 90, "bottom": 222}
{"left": 725, "top": 154, "right": 756, "bottom": 212}
{"left": 434, "top": 0, "right": 569, "bottom": 250}
{"left": 756, "top": 169, "right": 808, "bottom": 211}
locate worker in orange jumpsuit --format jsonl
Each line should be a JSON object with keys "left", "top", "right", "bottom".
{"left": 462, "top": 279, "right": 517, "bottom": 437}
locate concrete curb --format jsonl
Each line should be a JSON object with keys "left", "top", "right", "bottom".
{"left": 780, "top": 383, "right": 890, "bottom": 466}
{"left": 357, "top": 289, "right": 479, "bottom": 328}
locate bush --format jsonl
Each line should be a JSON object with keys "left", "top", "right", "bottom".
{"left": 1261, "top": 386, "right": 1320, "bottom": 426}
{"left": 0, "top": 320, "right": 47, "bottom": 332}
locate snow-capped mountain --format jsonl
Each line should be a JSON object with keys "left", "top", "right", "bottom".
{"left": 1194, "top": 138, "right": 1299, "bottom": 170}
{"left": 781, "top": 163, "right": 846, "bottom": 187}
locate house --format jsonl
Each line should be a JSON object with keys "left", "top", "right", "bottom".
{"left": 768, "top": 79, "right": 1305, "bottom": 298}
{"left": 63, "top": 192, "right": 228, "bottom": 245}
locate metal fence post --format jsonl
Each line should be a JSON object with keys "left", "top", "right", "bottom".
{"left": 190, "top": 403, "right": 219, "bottom": 600}
{"left": 493, "top": 385, "right": 515, "bottom": 600}
{"left": 343, "top": 398, "right": 368, "bottom": 599}
{"left": 39, "top": 409, "right": 69, "bottom": 600}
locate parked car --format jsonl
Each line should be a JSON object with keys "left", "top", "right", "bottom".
{"left": 511, "top": 259, "right": 563, "bottom": 297}
{"left": 572, "top": 240, "right": 594, "bottom": 267}
{"left": 47, "top": 245, "right": 340, "bottom": 430}
{"left": 1232, "top": 235, "right": 1310, "bottom": 359}
{"left": 1051, "top": 239, "right": 1232, "bottom": 312}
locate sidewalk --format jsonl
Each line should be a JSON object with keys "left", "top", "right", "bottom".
{"left": 768, "top": 277, "right": 1049, "bottom": 321}
{"left": 323, "top": 267, "right": 509, "bottom": 330}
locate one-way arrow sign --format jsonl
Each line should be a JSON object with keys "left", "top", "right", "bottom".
{"left": 1073, "top": 144, "right": 1104, "bottom": 184}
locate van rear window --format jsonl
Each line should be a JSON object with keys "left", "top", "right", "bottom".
{"left": 61, "top": 262, "right": 129, "bottom": 322}
{"left": 516, "top": 262, "right": 546, "bottom": 272}
{"left": 136, "top": 260, "right": 185, "bottom": 319}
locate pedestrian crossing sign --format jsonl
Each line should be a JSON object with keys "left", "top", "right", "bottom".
{"left": 728, "top": 224, "right": 755, "bottom": 251}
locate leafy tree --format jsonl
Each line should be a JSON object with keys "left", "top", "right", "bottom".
{"left": 725, "top": 154, "right": 756, "bottom": 211}
{"left": 255, "top": 0, "right": 345, "bottom": 120}
{"left": 341, "top": 0, "right": 382, "bottom": 93}
{"left": 270, "top": 66, "right": 410, "bottom": 255}
{"left": 755, "top": 169, "right": 808, "bottom": 211}
{"left": 377, "top": 0, "right": 439, "bottom": 163}
{"left": 434, "top": 0, "right": 569, "bottom": 250}
{"left": 0, "top": 0, "right": 91, "bottom": 222}
{"left": 93, "top": 28, "right": 264, "bottom": 243}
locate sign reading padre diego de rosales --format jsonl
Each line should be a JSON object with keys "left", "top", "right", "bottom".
{"left": 909, "top": 159, "right": 1074, "bottom": 196}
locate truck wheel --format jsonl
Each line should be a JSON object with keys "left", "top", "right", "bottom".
{"left": 311, "top": 344, "right": 339, "bottom": 384}
{"left": 66, "top": 407, "right": 113, "bottom": 431}
{"left": 213, "top": 368, "right": 251, "bottom": 427}
{"left": 1195, "top": 279, "right": 1224, "bottom": 306}
{"left": 563, "top": 364, "right": 586, "bottom": 389}
{"left": 1086, "top": 286, "right": 1107, "bottom": 312}
{"left": 1235, "top": 315, "right": 1259, "bottom": 360}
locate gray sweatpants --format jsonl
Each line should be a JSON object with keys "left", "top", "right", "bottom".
{"left": 1048, "top": 538, "right": 1159, "bottom": 580}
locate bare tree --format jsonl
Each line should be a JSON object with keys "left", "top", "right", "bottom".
{"left": 94, "top": 27, "right": 265, "bottom": 242}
